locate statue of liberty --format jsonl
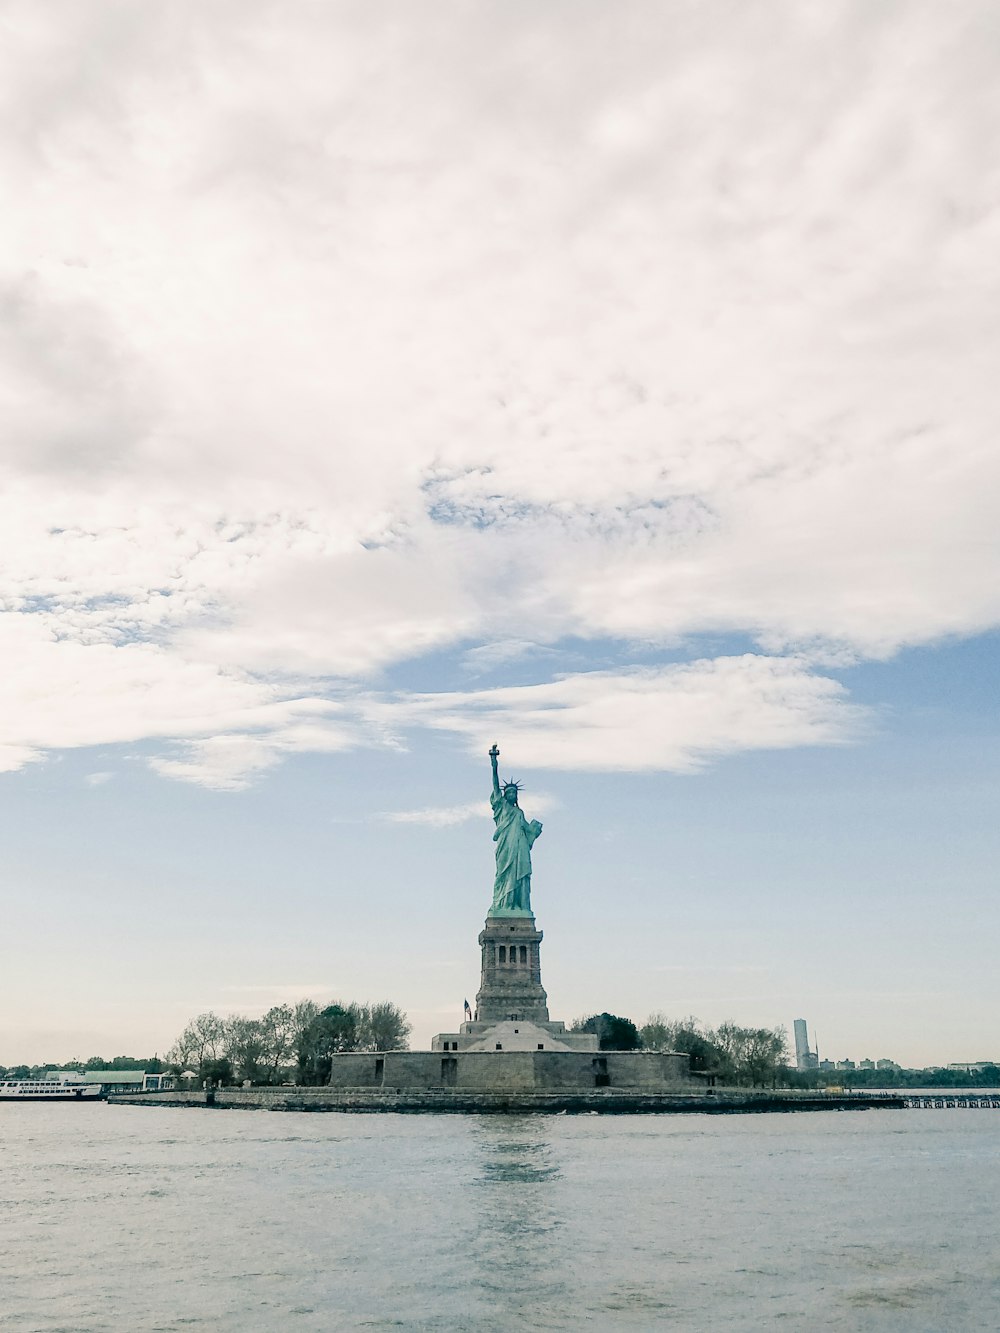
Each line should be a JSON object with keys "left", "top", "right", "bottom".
{"left": 489, "top": 744, "right": 543, "bottom": 915}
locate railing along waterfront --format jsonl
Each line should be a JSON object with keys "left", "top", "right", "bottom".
{"left": 903, "top": 1094, "right": 1000, "bottom": 1109}
{"left": 846, "top": 1091, "right": 1000, "bottom": 1109}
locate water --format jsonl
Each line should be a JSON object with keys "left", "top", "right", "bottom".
{"left": 2, "top": 1105, "right": 999, "bottom": 1331}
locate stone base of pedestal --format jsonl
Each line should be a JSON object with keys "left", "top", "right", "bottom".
{"left": 475, "top": 913, "right": 549, "bottom": 1024}
{"left": 432, "top": 1018, "right": 599, "bottom": 1053}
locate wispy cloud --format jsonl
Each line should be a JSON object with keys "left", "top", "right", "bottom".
{"left": 379, "top": 792, "right": 559, "bottom": 827}
{"left": 379, "top": 801, "right": 491, "bottom": 828}
{"left": 461, "top": 641, "right": 558, "bottom": 675}
{"left": 370, "top": 656, "right": 869, "bottom": 773}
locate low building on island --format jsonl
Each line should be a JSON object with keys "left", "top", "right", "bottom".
{"left": 44, "top": 1069, "right": 174, "bottom": 1095}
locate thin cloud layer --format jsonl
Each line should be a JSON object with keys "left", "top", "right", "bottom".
{"left": 380, "top": 793, "right": 558, "bottom": 827}
{"left": 2, "top": 2, "right": 998, "bottom": 786}
{"left": 373, "top": 657, "right": 867, "bottom": 773}
{"left": 381, "top": 802, "right": 494, "bottom": 829}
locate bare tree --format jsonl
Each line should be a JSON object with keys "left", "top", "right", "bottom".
{"left": 169, "top": 996, "right": 412, "bottom": 1086}
{"left": 639, "top": 1012, "right": 673, "bottom": 1051}
{"left": 168, "top": 1012, "right": 225, "bottom": 1076}
{"left": 710, "top": 1021, "right": 745, "bottom": 1084}
{"left": 708, "top": 1021, "right": 788, "bottom": 1087}
{"left": 223, "top": 1016, "right": 269, "bottom": 1084}
{"left": 357, "top": 1001, "right": 412, "bottom": 1052}
{"left": 166, "top": 1028, "right": 198, "bottom": 1071}
{"left": 741, "top": 1027, "right": 790, "bottom": 1088}
{"left": 258, "top": 1004, "right": 299, "bottom": 1084}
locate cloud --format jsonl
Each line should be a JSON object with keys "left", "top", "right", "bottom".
{"left": 0, "top": 609, "right": 360, "bottom": 787}
{"left": 461, "top": 640, "right": 559, "bottom": 675}
{"left": 380, "top": 792, "right": 558, "bottom": 827}
{"left": 0, "top": 2, "right": 997, "bottom": 785}
{"left": 372, "top": 656, "right": 868, "bottom": 772}
{"left": 380, "top": 801, "right": 492, "bottom": 828}
{"left": 148, "top": 721, "right": 361, "bottom": 791}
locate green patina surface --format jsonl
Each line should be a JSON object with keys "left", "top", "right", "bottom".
{"left": 489, "top": 744, "right": 542, "bottom": 915}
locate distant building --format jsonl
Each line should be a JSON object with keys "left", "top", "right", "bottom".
{"left": 793, "top": 1018, "right": 818, "bottom": 1070}
{"left": 859, "top": 1059, "right": 875, "bottom": 1070}
{"left": 876, "top": 1059, "right": 900, "bottom": 1071}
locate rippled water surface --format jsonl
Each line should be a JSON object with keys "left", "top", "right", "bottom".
{"left": 2, "top": 1105, "right": 999, "bottom": 1330}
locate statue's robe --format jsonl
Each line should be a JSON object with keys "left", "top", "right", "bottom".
{"left": 490, "top": 791, "right": 542, "bottom": 913}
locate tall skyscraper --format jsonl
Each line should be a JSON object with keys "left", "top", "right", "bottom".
{"left": 793, "top": 1018, "right": 818, "bottom": 1070}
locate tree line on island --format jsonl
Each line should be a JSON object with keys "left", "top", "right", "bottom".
{"left": 167, "top": 1004, "right": 790, "bottom": 1087}
{"left": 572, "top": 1013, "right": 790, "bottom": 1088}
{"left": 0, "top": 1005, "right": 789, "bottom": 1088}
{"left": 6, "top": 1004, "right": 995, "bottom": 1089}
{"left": 165, "top": 1000, "right": 413, "bottom": 1086}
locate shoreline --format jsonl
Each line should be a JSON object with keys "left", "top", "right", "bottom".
{"left": 108, "top": 1088, "right": 906, "bottom": 1114}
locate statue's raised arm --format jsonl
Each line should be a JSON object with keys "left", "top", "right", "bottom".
{"left": 487, "top": 744, "right": 542, "bottom": 917}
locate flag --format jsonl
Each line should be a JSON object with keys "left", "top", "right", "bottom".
{"left": 464, "top": 998, "right": 472, "bottom": 1020}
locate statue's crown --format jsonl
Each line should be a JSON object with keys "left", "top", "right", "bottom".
{"left": 502, "top": 778, "right": 522, "bottom": 793}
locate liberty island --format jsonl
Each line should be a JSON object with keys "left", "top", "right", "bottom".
{"left": 116, "top": 747, "right": 703, "bottom": 1106}
{"left": 111, "top": 749, "right": 904, "bottom": 1112}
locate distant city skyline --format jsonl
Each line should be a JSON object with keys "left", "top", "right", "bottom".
{"left": 3, "top": 3, "right": 999, "bottom": 1067}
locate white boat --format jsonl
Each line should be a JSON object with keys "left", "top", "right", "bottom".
{"left": 0, "top": 1075, "right": 103, "bottom": 1101}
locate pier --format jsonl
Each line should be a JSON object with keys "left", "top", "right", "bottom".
{"left": 901, "top": 1094, "right": 1000, "bottom": 1109}
{"left": 846, "top": 1091, "right": 1000, "bottom": 1109}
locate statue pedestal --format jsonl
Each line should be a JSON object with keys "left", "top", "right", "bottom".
{"left": 431, "top": 910, "right": 599, "bottom": 1054}
{"left": 475, "top": 913, "right": 549, "bottom": 1024}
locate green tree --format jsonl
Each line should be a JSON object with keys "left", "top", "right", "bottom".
{"left": 202, "top": 1057, "right": 233, "bottom": 1087}
{"left": 672, "top": 1026, "right": 725, "bottom": 1076}
{"left": 573, "top": 1013, "right": 641, "bottom": 1051}
{"left": 297, "top": 1004, "right": 360, "bottom": 1085}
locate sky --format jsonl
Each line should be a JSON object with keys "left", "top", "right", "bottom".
{"left": 2, "top": 0, "right": 998, "bottom": 1068}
